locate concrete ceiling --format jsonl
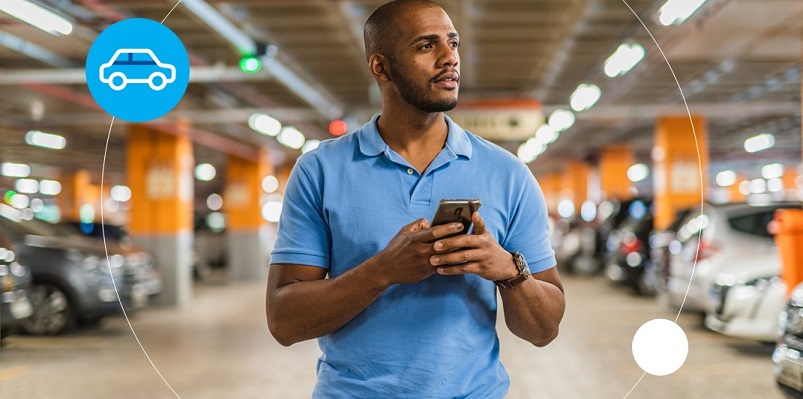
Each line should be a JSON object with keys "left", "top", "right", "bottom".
{"left": 0, "top": 0, "right": 800, "bottom": 201}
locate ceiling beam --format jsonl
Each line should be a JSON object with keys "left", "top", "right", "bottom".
{"left": 0, "top": 67, "right": 272, "bottom": 85}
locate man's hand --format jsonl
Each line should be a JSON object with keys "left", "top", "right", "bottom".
{"left": 429, "top": 211, "right": 518, "bottom": 281}
{"left": 376, "top": 218, "right": 466, "bottom": 285}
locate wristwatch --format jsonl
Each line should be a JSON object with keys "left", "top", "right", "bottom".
{"left": 494, "top": 251, "right": 530, "bottom": 289}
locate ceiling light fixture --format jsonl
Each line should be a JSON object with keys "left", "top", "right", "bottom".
{"left": 25, "top": 130, "right": 66, "bottom": 150}
{"left": 657, "top": 0, "right": 707, "bottom": 26}
{"left": 569, "top": 83, "right": 601, "bottom": 112}
{"left": 1, "top": 162, "right": 31, "bottom": 177}
{"left": 715, "top": 170, "right": 736, "bottom": 187}
{"left": 744, "top": 133, "right": 775, "bottom": 153}
{"left": 547, "top": 109, "right": 575, "bottom": 132}
{"left": 0, "top": 0, "right": 73, "bottom": 35}
{"left": 277, "top": 127, "right": 305, "bottom": 150}
{"left": 604, "top": 43, "right": 645, "bottom": 77}
{"left": 248, "top": 113, "right": 282, "bottom": 137}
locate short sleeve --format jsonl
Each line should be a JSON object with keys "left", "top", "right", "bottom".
{"left": 269, "top": 157, "right": 331, "bottom": 269}
{"left": 500, "top": 169, "right": 556, "bottom": 274}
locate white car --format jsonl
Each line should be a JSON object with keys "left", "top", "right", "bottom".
{"left": 774, "top": 282, "right": 803, "bottom": 396}
{"left": 99, "top": 48, "right": 176, "bottom": 91}
{"left": 662, "top": 202, "right": 798, "bottom": 313}
{"left": 704, "top": 251, "right": 785, "bottom": 342}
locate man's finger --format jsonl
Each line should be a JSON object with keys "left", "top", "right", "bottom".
{"left": 435, "top": 262, "right": 480, "bottom": 275}
{"left": 433, "top": 234, "right": 480, "bottom": 252}
{"left": 430, "top": 249, "right": 481, "bottom": 266}
{"left": 471, "top": 211, "right": 487, "bottom": 235}
{"left": 404, "top": 218, "right": 430, "bottom": 232}
{"left": 416, "top": 222, "right": 464, "bottom": 242}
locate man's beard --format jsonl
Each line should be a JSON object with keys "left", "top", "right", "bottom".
{"left": 390, "top": 67, "right": 458, "bottom": 113}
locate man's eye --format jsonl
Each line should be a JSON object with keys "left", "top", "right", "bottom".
{"left": 451, "top": 42, "right": 460, "bottom": 48}
{"left": 422, "top": 43, "right": 433, "bottom": 49}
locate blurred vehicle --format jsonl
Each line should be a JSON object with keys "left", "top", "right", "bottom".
{"left": 664, "top": 201, "right": 800, "bottom": 313}
{"left": 603, "top": 204, "right": 655, "bottom": 295}
{"left": 573, "top": 197, "right": 652, "bottom": 275}
{"left": 0, "top": 235, "right": 33, "bottom": 340}
{"left": 59, "top": 220, "right": 162, "bottom": 297}
{"left": 0, "top": 204, "right": 147, "bottom": 335}
{"left": 647, "top": 207, "right": 694, "bottom": 295}
{"left": 775, "top": 282, "right": 803, "bottom": 398}
{"left": 705, "top": 252, "right": 784, "bottom": 342}
{"left": 553, "top": 216, "right": 595, "bottom": 275}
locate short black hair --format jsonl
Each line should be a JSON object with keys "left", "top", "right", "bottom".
{"left": 363, "top": 0, "right": 441, "bottom": 62}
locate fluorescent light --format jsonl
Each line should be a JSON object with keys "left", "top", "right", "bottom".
{"left": 30, "top": 198, "right": 44, "bottom": 212}
{"left": 657, "top": 0, "right": 707, "bottom": 26}
{"left": 15, "top": 178, "right": 38, "bottom": 194}
{"left": 9, "top": 193, "right": 29, "bottom": 209}
{"left": 39, "top": 179, "right": 61, "bottom": 195}
{"left": 738, "top": 180, "right": 750, "bottom": 196}
{"left": 1, "top": 162, "right": 31, "bottom": 177}
{"left": 569, "top": 83, "right": 601, "bottom": 112}
{"left": 206, "top": 193, "right": 223, "bottom": 211}
{"left": 535, "top": 124, "right": 559, "bottom": 144}
{"left": 0, "top": 0, "right": 73, "bottom": 35}
{"left": 262, "top": 176, "right": 279, "bottom": 193}
{"left": 25, "top": 130, "right": 66, "bottom": 149}
{"left": 767, "top": 178, "right": 783, "bottom": 192}
{"left": 749, "top": 179, "right": 766, "bottom": 194}
{"left": 744, "top": 133, "right": 775, "bottom": 153}
{"left": 548, "top": 109, "right": 575, "bottom": 132}
{"left": 761, "top": 163, "right": 784, "bottom": 179}
{"left": 248, "top": 113, "right": 282, "bottom": 136}
{"left": 194, "top": 163, "right": 216, "bottom": 181}
{"left": 557, "top": 199, "right": 575, "bottom": 218}
{"left": 110, "top": 185, "right": 131, "bottom": 202}
{"left": 517, "top": 137, "right": 546, "bottom": 163}
{"left": 277, "top": 127, "right": 305, "bottom": 150}
{"left": 715, "top": 170, "right": 736, "bottom": 187}
{"left": 604, "top": 43, "right": 645, "bottom": 77}
{"left": 627, "top": 163, "right": 649, "bottom": 182}
{"left": 301, "top": 139, "right": 320, "bottom": 154}
{"left": 262, "top": 200, "right": 283, "bottom": 223}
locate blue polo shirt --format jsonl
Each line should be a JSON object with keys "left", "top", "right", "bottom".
{"left": 270, "top": 114, "right": 556, "bottom": 399}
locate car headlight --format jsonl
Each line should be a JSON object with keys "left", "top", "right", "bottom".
{"left": 786, "top": 308, "right": 803, "bottom": 335}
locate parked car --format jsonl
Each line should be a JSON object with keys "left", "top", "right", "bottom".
{"left": 647, "top": 207, "right": 694, "bottom": 295}
{"left": 664, "top": 201, "right": 800, "bottom": 313}
{"left": 0, "top": 204, "right": 146, "bottom": 335}
{"left": 775, "top": 282, "right": 803, "bottom": 398}
{"left": 59, "top": 220, "right": 162, "bottom": 298}
{"left": 705, "top": 252, "right": 784, "bottom": 342}
{"left": 573, "top": 197, "right": 652, "bottom": 275}
{"left": 0, "top": 235, "right": 33, "bottom": 340}
{"left": 603, "top": 205, "right": 655, "bottom": 295}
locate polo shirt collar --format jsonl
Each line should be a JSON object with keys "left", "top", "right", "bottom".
{"left": 357, "top": 114, "right": 473, "bottom": 159}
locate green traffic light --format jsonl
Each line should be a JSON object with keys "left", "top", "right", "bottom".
{"left": 240, "top": 56, "right": 261, "bottom": 73}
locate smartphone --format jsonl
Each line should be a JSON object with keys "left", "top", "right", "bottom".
{"left": 431, "top": 199, "right": 481, "bottom": 235}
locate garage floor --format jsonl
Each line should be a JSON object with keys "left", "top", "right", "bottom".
{"left": 0, "top": 273, "right": 783, "bottom": 399}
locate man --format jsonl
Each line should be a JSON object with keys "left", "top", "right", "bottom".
{"left": 266, "top": 1, "right": 565, "bottom": 397}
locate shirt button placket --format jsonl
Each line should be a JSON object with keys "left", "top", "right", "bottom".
{"left": 407, "top": 168, "right": 414, "bottom": 175}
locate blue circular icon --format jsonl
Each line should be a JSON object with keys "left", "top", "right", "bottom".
{"left": 86, "top": 18, "right": 190, "bottom": 122}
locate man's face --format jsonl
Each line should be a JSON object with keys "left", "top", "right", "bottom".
{"left": 387, "top": 6, "right": 460, "bottom": 113}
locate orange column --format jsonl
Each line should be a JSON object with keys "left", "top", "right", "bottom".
{"left": 599, "top": 145, "right": 634, "bottom": 201}
{"left": 782, "top": 170, "right": 798, "bottom": 199}
{"left": 561, "top": 161, "right": 590, "bottom": 209}
{"left": 537, "top": 172, "right": 562, "bottom": 213}
{"left": 728, "top": 175, "right": 747, "bottom": 202}
{"left": 57, "top": 170, "right": 92, "bottom": 221}
{"left": 127, "top": 122, "right": 194, "bottom": 306}
{"left": 225, "top": 149, "right": 273, "bottom": 281}
{"left": 653, "top": 116, "right": 709, "bottom": 230}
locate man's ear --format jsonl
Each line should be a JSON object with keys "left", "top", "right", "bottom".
{"left": 369, "top": 54, "right": 391, "bottom": 83}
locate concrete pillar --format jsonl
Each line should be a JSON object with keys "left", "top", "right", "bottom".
{"left": 653, "top": 116, "right": 709, "bottom": 230}
{"left": 225, "top": 149, "right": 273, "bottom": 281}
{"left": 127, "top": 122, "right": 194, "bottom": 306}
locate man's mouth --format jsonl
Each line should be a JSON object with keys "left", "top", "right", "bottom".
{"left": 434, "top": 72, "right": 459, "bottom": 84}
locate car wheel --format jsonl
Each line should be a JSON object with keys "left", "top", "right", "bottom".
{"left": 21, "top": 283, "right": 74, "bottom": 336}
{"left": 148, "top": 72, "right": 168, "bottom": 91}
{"left": 108, "top": 72, "right": 127, "bottom": 91}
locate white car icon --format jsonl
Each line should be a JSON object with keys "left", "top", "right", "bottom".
{"left": 99, "top": 48, "right": 176, "bottom": 91}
